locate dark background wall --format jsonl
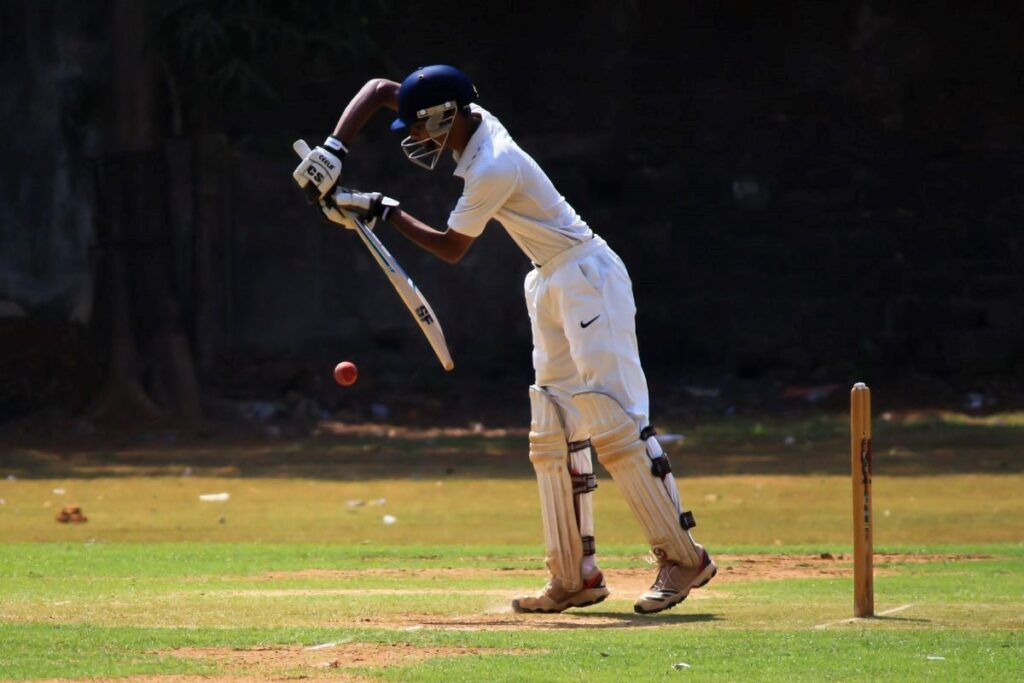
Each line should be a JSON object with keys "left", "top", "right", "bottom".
{"left": 1, "top": 1, "right": 1021, "bottom": 428}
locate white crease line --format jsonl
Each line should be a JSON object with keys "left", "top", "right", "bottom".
{"left": 813, "top": 603, "right": 914, "bottom": 629}
{"left": 304, "top": 637, "right": 352, "bottom": 651}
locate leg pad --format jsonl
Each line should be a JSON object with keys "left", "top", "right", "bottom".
{"left": 529, "top": 386, "right": 583, "bottom": 590}
{"left": 573, "top": 391, "right": 702, "bottom": 567}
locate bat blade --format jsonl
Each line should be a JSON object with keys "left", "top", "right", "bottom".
{"left": 290, "top": 139, "right": 454, "bottom": 371}
{"left": 350, "top": 216, "right": 455, "bottom": 371}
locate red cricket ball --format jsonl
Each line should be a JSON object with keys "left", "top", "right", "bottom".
{"left": 333, "top": 361, "right": 358, "bottom": 387}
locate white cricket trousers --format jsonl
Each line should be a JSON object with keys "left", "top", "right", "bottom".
{"left": 524, "top": 236, "right": 652, "bottom": 442}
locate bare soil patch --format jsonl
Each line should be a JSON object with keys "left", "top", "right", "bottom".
{"left": 252, "top": 552, "right": 988, "bottom": 586}
{"left": 206, "top": 553, "right": 988, "bottom": 632}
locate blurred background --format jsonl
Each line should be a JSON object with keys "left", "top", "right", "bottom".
{"left": 1, "top": 0, "right": 1021, "bottom": 438}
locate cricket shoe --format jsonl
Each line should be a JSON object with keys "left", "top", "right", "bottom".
{"left": 511, "top": 570, "right": 609, "bottom": 613}
{"left": 633, "top": 547, "right": 717, "bottom": 615}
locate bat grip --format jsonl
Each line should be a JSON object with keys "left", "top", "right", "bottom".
{"left": 304, "top": 183, "right": 321, "bottom": 205}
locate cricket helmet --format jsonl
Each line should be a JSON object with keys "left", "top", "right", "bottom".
{"left": 391, "top": 65, "right": 479, "bottom": 170}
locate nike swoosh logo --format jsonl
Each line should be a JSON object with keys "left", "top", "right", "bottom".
{"left": 580, "top": 315, "right": 601, "bottom": 328}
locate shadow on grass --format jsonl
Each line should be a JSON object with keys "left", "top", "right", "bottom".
{"left": 414, "top": 612, "right": 720, "bottom": 630}
{"left": 582, "top": 611, "right": 721, "bottom": 627}
{"left": 871, "top": 615, "right": 932, "bottom": 624}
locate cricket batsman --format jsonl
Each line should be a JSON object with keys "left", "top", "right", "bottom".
{"left": 292, "top": 65, "right": 716, "bottom": 614}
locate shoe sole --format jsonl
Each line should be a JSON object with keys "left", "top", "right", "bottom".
{"left": 633, "top": 562, "right": 718, "bottom": 615}
{"left": 512, "top": 589, "right": 610, "bottom": 614}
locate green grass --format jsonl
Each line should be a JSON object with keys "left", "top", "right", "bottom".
{"left": 0, "top": 410, "right": 1022, "bottom": 680}
{"left": 1, "top": 543, "right": 1023, "bottom": 680}
{"left": 2, "top": 473, "right": 1023, "bottom": 545}
{"left": 2, "top": 622, "right": 1021, "bottom": 681}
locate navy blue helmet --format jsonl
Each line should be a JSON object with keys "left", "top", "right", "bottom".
{"left": 390, "top": 65, "right": 479, "bottom": 133}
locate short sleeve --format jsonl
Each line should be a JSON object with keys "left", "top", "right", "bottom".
{"left": 447, "top": 158, "right": 519, "bottom": 237}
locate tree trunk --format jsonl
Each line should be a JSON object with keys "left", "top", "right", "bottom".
{"left": 86, "top": 0, "right": 203, "bottom": 430}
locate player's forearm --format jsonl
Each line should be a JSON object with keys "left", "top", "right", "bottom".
{"left": 388, "top": 209, "right": 473, "bottom": 264}
{"left": 332, "top": 79, "right": 400, "bottom": 145}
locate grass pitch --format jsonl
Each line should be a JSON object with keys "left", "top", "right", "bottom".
{"left": 1, "top": 410, "right": 1022, "bottom": 680}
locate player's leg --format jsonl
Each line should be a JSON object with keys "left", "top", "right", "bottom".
{"left": 512, "top": 271, "right": 607, "bottom": 613}
{"left": 558, "top": 246, "right": 716, "bottom": 613}
{"left": 512, "top": 386, "right": 609, "bottom": 613}
{"left": 573, "top": 391, "right": 716, "bottom": 613}
{"left": 538, "top": 384, "right": 599, "bottom": 577}
{"left": 529, "top": 276, "right": 602, "bottom": 580}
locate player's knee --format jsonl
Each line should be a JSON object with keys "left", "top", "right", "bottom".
{"left": 528, "top": 385, "right": 568, "bottom": 465}
{"left": 571, "top": 391, "right": 644, "bottom": 467}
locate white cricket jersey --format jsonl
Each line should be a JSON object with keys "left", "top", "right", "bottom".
{"left": 448, "top": 105, "right": 593, "bottom": 266}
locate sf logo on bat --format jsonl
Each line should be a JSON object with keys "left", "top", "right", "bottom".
{"left": 415, "top": 305, "right": 434, "bottom": 325}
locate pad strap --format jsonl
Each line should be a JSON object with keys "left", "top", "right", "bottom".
{"left": 680, "top": 510, "right": 696, "bottom": 530}
{"left": 650, "top": 456, "right": 672, "bottom": 479}
{"left": 571, "top": 472, "right": 598, "bottom": 495}
{"left": 568, "top": 438, "right": 592, "bottom": 453}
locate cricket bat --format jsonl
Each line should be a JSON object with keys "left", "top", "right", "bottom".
{"left": 293, "top": 140, "right": 454, "bottom": 371}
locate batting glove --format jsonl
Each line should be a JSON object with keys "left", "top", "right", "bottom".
{"left": 318, "top": 199, "right": 359, "bottom": 230}
{"left": 330, "top": 189, "right": 400, "bottom": 223}
{"left": 292, "top": 136, "right": 348, "bottom": 200}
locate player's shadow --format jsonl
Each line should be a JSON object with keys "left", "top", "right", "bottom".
{"left": 550, "top": 611, "right": 720, "bottom": 628}
{"left": 418, "top": 612, "right": 719, "bottom": 630}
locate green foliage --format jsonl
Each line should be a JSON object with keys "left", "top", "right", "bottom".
{"left": 153, "top": 0, "right": 390, "bottom": 129}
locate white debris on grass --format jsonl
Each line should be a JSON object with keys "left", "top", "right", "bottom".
{"left": 53, "top": 488, "right": 66, "bottom": 495}
{"left": 382, "top": 514, "right": 397, "bottom": 525}
{"left": 673, "top": 662, "right": 692, "bottom": 670}
{"left": 199, "top": 493, "right": 230, "bottom": 502}
{"left": 304, "top": 637, "right": 352, "bottom": 651}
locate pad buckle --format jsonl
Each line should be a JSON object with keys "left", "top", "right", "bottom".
{"left": 571, "top": 473, "right": 598, "bottom": 495}
{"left": 680, "top": 510, "right": 696, "bottom": 530}
{"left": 640, "top": 425, "right": 657, "bottom": 440}
{"left": 650, "top": 456, "right": 673, "bottom": 479}
{"left": 568, "top": 439, "right": 592, "bottom": 453}
{"left": 581, "top": 535, "right": 596, "bottom": 556}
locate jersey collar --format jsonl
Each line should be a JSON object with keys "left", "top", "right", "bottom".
{"left": 453, "top": 108, "right": 489, "bottom": 178}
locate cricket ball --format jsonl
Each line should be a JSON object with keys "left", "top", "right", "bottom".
{"left": 334, "top": 361, "right": 358, "bottom": 387}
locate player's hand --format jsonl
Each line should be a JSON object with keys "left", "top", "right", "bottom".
{"left": 331, "top": 189, "right": 400, "bottom": 223}
{"left": 291, "top": 136, "right": 348, "bottom": 200}
{"left": 318, "top": 198, "right": 360, "bottom": 230}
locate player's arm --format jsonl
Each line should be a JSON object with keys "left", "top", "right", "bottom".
{"left": 322, "top": 189, "right": 475, "bottom": 264}
{"left": 292, "top": 79, "right": 399, "bottom": 200}
{"left": 388, "top": 209, "right": 475, "bottom": 265}
{"left": 332, "top": 79, "right": 400, "bottom": 147}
